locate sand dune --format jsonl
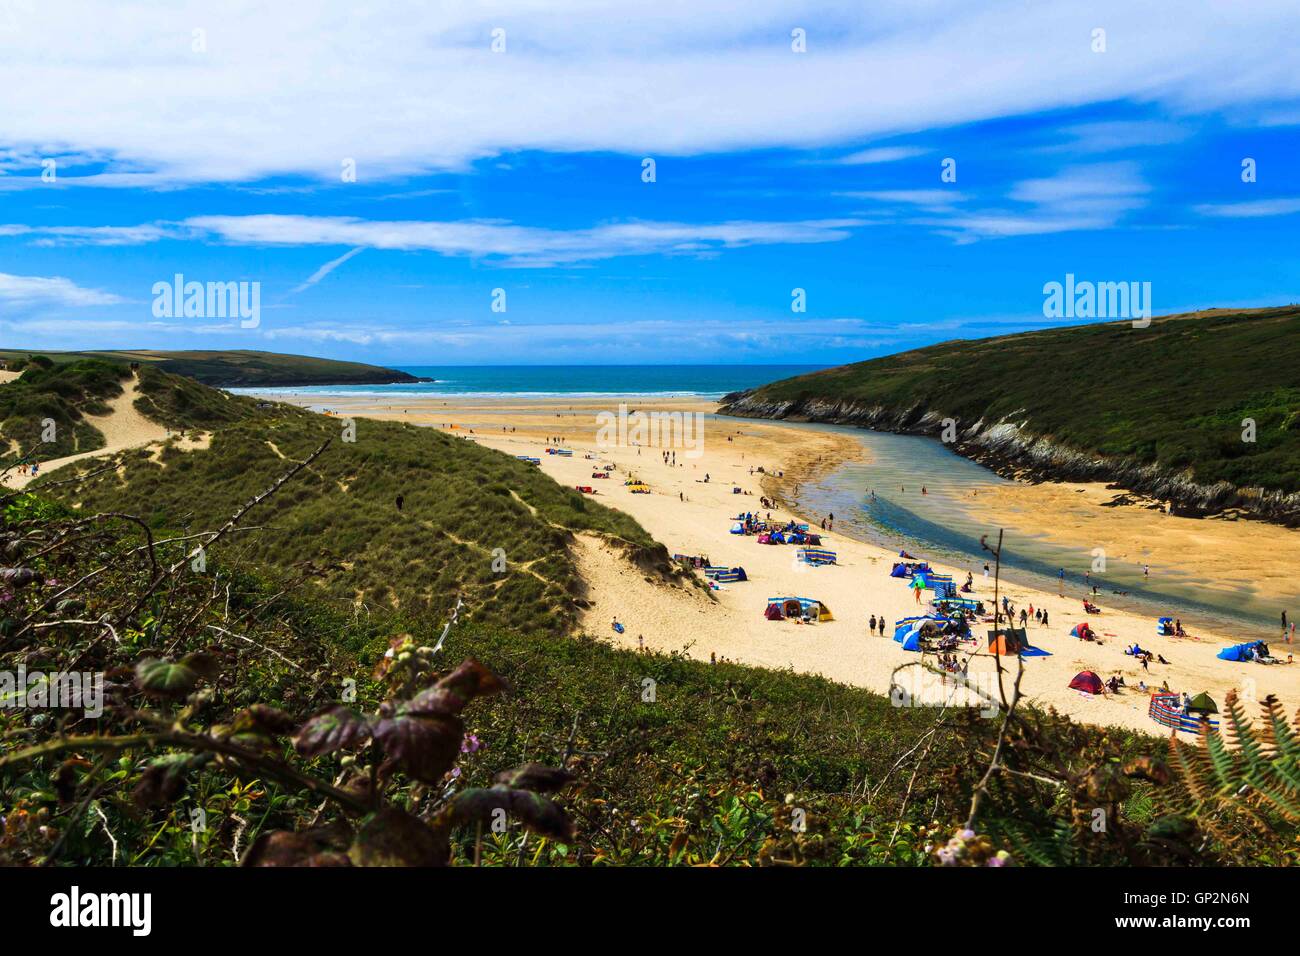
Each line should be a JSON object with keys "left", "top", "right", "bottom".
{"left": 2, "top": 374, "right": 171, "bottom": 489}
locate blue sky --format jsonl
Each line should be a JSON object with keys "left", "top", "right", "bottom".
{"left": 1, "top": 1, "right": 1298, "bottom": 365}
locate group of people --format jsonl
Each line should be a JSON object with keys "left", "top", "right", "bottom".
{"left": 11, "top": 461, "right": 39, "bottom": 478}
{"left": 1125, "top": 643, "right": 1171, "bottom": 671}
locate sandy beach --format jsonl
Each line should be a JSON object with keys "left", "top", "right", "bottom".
{"left": 254, "top": 391, "right": 1300, "bottom": 737}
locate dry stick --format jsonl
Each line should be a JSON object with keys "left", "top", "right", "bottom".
{"left": 205, "top": 623, "right": 306, "bottom": 672}
{"left": 116, "top": 439, "right": 331, "bottom": 626}
{"left": 964, "top": 529, "right": 1029, "bottom": 831}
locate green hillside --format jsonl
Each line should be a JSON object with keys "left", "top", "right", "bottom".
{"left": 0, "top": 348, "right": 426, "bottom": 387}
{"left": 722, "top": 306, "right": 1300, "bottom": 498}
{"left": 39, "top": 371, "right": 671, "bottom": 636}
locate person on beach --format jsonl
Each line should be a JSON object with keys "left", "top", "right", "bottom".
{"left": 983, "top": 563, "right": 990, "bottom": 580}
{"left": 1042, "top": 609, "right": 1049, "bottom": 627}
{"left": 869, "top": 615, "right": 877, "bottom": 635}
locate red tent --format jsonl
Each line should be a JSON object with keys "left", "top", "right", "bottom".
{"left": 1068, "top": 670, "right": 1104, "bottom": 695}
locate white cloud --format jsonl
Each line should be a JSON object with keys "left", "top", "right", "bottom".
{"left": 835, "top": 146, "right": 930, "bottom": 165}
{"left": 290, "top": 247, "right": 365, "bottom": 294}
{"left": 185, "top": 214, "right": 867, "bottom": 266}
{"left": 919, "top": 163, "right": 1149, "bottom": 242}
{"left": 1195, "top": 198, "right": 1300, "bottom": 218}
{"left": 0, "top": 272, "right": 124, "bottom": 308}
{"left": 0, "top": 2, "right": 1297, "bottom": 184}
{"left": 838, "top": 189, "right": 964, "bottom": 209}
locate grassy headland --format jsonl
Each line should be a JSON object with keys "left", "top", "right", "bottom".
{"left": 0, "top": 348, "right": 428, "bottom": 388}
{"left": 721, "top": 306, "right": 1300, "bottom": 522}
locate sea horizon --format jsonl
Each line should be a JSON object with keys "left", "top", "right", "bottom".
{"left": 233, "top": 364, "right": 828, "bottom": 399}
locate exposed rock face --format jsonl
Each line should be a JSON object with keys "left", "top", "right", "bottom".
{"left": 718, "top": 390, "right": 1300, "bottom": 528}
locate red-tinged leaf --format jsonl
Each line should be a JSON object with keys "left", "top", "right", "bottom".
{"left": 243, "top": 821, "right": 354, "bottom": 867}
{"left": 405, "top": 658, "right": 509, "bottom": 717}
{"left": 447, "top": 787, "right": 573, "bottom": 841}
{"left": 294, "top": 706, "right": 371, "bottom": 758}
{"left": 493, "top": 763, "right": 574, "bottom": 793}
{"left": 348, "top": 808, "right": 446, "bottom": 867}
{"left": 372, "top": 712, "right": 462, "bottom": 784}
{"left": 0, "top": 567, "right": 43, "bottom": 589}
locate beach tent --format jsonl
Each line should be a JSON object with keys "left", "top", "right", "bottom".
{"left": 1157, "top": 616, "right": 1175, "bottom": 636}
{"left": 1187, "top": 692, "right": 1219, "bottom": 715}
{"left": 890, "top": 562, "right": 911, "bottom": 578}
{"left": 988, "top": 627, "right": 1025, "bottom": 655}
{"left": 1068, "top": 671, "right": 1104, "bottom": 695}
{"left": 899, "top": 628, "right": 924, "bottom": 652}
{"left": 796, "top": 547, "right": 837, "bottom": 566}
{"left": 765, "top": 597, "right": 832, "bottom": 622}
{"left": 1217, "top": 641, "right": 1263, "bottom": 662}
{"left": 730, "top": 523, "right": 744, "bottom": 534}
{"left": 1070, "top": 622, "right": 1095, "bottom": 641}
{"left": 987, "top": 628, "right": 1051, "bottom": 657}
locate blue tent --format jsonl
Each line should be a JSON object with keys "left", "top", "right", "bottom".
{"left": 899, "top": 628, "right": 923, "bottom": 652}
{"left": 1217, "top": 641, "right": 1265, "bottom": 662}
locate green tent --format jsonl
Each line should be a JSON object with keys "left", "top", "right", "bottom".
{"left": 1187, "top": 692, "right": 1218, "bottom": 714}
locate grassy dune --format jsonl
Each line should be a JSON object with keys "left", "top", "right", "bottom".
{"left": 49, "top": 380, "right": 668, "bottom": 635}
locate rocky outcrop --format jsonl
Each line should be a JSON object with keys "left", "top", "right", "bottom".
{"left": 718, "top": 390, "right": 1300, "bottom": 528}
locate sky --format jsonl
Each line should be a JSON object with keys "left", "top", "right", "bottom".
{"left": 1, "top": 0, "right": 1298, "bottom": 366}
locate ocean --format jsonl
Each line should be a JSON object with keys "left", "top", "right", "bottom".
{"left": 235, "top": 365, "right": 826, "bottom": 398}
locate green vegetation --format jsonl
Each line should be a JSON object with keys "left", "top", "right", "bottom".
{"left": 728, "top": 306, "right": 1300, "bottom": 494}
{"left": 0, "top": 348, "right": 425, "bottom": 387}
{"left": 48, "top": 373, "right": 667, "bottom": 636}
{"left": 0, "top": 358, "right": 130, "bottom": 463}
{"left": 4, "top": 362, "right": 1297, "bottom": 867}
{"left": 3, "top": 495, "right": 1296, "bottom": 867}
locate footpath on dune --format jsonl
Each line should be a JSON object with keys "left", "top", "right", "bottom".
{"left": 1, "top": 373, "right": 172, "bottom": 490}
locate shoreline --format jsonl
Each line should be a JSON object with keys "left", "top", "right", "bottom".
{"left": 718, "top": 395, "right": 1300, "bottom": 529}
{"left": 255, "top": 389, "right": 1300, "bottom": 737}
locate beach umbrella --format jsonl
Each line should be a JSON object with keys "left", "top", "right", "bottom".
{"left": 1187, "top": 692, "right": 1218, "bottom": 714}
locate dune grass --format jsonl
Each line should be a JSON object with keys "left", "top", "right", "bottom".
{"left": 50, "top": 389, "right": 665, "bottom": 635}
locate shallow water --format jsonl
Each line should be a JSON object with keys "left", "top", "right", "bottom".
{"left": 769, "top": 420, "right": 1293, "bottom": 639}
